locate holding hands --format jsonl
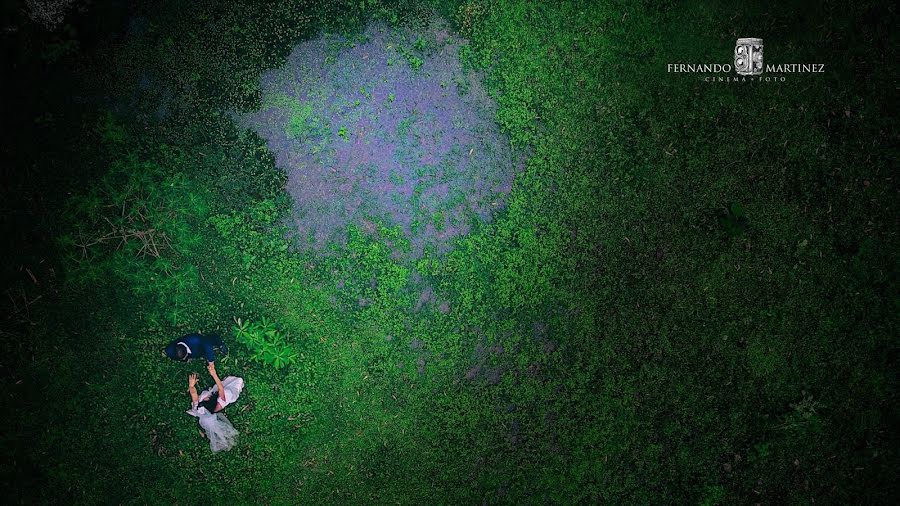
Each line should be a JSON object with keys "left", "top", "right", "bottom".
{"left": 186, "top": 363, "right": 225, "bottom": 404}
{"left": 207, "top": 361, "right": 226, "bottom": 400}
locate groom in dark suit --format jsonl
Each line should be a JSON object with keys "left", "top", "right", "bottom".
{"left": 163, "top": 333, "right": 228, "bottom": 365}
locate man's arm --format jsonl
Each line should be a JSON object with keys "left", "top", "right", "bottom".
{"left": 200, "top": 336, "right": 216, "bottom": 362}
{"left": 207, "top": 362, "right": 226, "bottom": 401}
{"left": 203, "top": 341, "right": 217, "bottom": 363}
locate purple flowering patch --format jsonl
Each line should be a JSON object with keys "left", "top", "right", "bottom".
{"left": 238, "top": 21, "right": 522, "bottom": 259}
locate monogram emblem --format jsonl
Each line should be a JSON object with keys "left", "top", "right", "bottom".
{"left": 735, "top": 38, "right": 764, "bottom": 75}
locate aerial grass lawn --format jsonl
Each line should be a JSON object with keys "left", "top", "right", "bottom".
{"left": 1, "top": 0, "right": 896, "bottom": 503}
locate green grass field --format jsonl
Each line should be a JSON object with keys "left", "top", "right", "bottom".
{"left": 1, "top": 0, "right": 896, "bottom": 503}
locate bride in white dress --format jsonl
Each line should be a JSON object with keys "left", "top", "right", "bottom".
{"left": 186, "top": 363, "right": 245, "bottom": 453}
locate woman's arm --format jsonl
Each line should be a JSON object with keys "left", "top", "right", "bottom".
{"left": 188, "top": 373, "right": 200, "bottom": 405}
{"left": 208, "top": 362, "right": 226, "bottom": 400}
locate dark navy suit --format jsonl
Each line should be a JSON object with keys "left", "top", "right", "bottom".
{"left": 164, "top": 333, "right": 227, "bottom": 363}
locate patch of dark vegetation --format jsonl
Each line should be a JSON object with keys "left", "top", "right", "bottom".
{"left": 0, "top": 0, "right": 896, "bottom": 504}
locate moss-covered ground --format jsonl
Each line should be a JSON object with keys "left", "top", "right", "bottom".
{"left": 1, "top": 0, "right": 896, "bottom": 503}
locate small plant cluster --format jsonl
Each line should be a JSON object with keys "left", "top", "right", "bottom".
{"left": 396, "top": 37, "right": 426, "bottom": 71}
{"left": 233, "top": 317, "right": 299, "bottom": 370}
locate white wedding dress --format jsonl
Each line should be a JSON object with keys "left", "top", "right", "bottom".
{"left": 186, "top": 376, "right": 245, "bottom": 452}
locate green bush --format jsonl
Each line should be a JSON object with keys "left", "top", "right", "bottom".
{"left": 233, "top": 317, "right": 299, "bottom": 370}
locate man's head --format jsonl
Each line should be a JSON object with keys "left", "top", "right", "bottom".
{"left": 174, "top": 343, "right": 188, "bottom": 361}
{"left": 163, "top": 341, "right": 190, "bottom": 361}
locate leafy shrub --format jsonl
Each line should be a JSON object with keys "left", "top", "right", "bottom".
{"left": 233, "top": 317, "right": 299, "bottom": 370}
{"left": 396, "top": 43, "right": 424, "bottom": 71}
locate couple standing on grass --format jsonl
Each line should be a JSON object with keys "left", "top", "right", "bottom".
{"left": 164, "top": 333, "right": 245, "bottom": 453}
